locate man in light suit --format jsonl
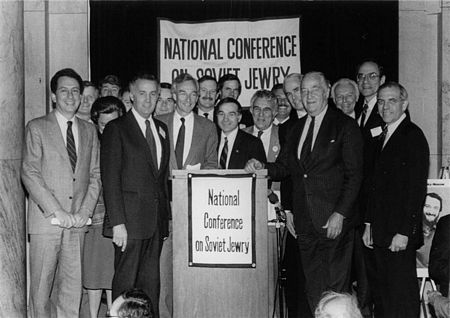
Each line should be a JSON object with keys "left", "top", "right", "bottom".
{"left": 156, "top": 73, "right": 218, "bottom": 318}
{"left": 22, "top": 68, "right": 101, "bottom": 317}
{"left": 216, "top": 97, "right": 266, "bottom": 169}
{"left": 101, "top": 73, "right": 171, "bottom": 316}
{"left": 363, "top": 82, "right": 429, "bottom": 318}
{"left": 246, "top": 72, "right": 363, "bottom": 309}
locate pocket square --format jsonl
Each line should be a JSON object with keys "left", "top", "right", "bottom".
{"left": 330, "top": 139, "right": 335, "bottom": 143}
{"left": 159, "top": 127, "right": 166, "bottom": 139}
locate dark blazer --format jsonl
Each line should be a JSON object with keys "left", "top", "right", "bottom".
{"left": 101, "top": 111, "right": 171, "bottom": 239}
{"left": 365, "top": 116, "right": 429, "bottom": 248}
{"left": 429, "top": 214, "right": 450, "bottom": 296}
{"left": 357, "top": 102, "right": 385, "bottom": 222}
{"left": 223, "top": 129, "right": 266, "bottom": 169}
{"left": 268, "top": 107, "right": 364, "bottom": 235}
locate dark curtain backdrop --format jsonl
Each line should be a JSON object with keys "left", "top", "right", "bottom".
{"left": 89, "top": 0, "right": 398, "bottom": 86}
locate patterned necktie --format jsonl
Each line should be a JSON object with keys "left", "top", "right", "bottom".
{"left": 175, "top": 117, "right": 185, "bottom": 169}
{"left": 257, "top": 130, "right": 263, "bottom": 139}
{"left": 145, "top": 120, "right": 158, "bottom": 169}
{"left": 66, "top": 121, "right": 77, "bottom": 172}
{"left": 299, "top": 116, "right": 315, "bottom": 162}
{"left": 360, "top": 104, "right": 368, "bottom": 128}
{"left": 220, "top": 137, "right": 228, "bottom": 169}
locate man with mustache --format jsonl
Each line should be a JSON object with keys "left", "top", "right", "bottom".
{"left": 195, "top": 75, "right": 218, "bottom": 122}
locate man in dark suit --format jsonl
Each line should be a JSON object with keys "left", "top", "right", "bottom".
{"left": 246, "top": 71, "right": 364, "bottom": 309}
{"left": 216, "top": 97, "right": 266, "bottom": 169}
{"left": 101, "top": 73, "right": 171, "bottom": 316}
{"left": 22, "top": 68, "right": 101, "bottom": 317}
{"left": 363, "top": 82, "right": 429, "bottom": 318}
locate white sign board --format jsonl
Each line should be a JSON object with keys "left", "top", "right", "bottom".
{"left": 188, "top": 174, "right": 255, "bottom": 267}
{"left": 158, "top": 17, "right": 301, "bottom": 106}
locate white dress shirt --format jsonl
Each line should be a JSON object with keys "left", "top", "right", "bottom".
{"left": 251, "top": 125, "right": 272, "bottom": 157}
{"left": 383, "top": 113, "right": 406, "bottom": 148}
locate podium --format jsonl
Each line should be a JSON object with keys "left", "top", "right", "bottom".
{"left": 172, "top": 169, "right": 276, "bottom": 318}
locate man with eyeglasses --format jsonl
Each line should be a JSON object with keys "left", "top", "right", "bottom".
{"left": 194, "top": 75, "right": 218, "bottom": 122}
{"left": 354, "top": 60, "right": 387, "bottom": 317}
{"left": 156, "top": 72, "right": 218, "bottom": 318}
{"left": 363, "top": 82, "right": 429, "bottom": 317}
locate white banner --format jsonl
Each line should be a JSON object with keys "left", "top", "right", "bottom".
{"left": 188, "top": 174, "right": 255, "bottom": 267}
{"left": 159, "top": 17, "right": 301, "bottom": 106}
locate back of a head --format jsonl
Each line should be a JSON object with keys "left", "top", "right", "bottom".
{"left": 315, "top": 291, "right": 362, "bottom": 318}
{"left": 114, "top": 288, "right": 154, "bottom": 318}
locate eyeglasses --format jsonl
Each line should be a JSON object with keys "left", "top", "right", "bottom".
{"left": 356, "top": 72, "right": 380, "bottom": 82}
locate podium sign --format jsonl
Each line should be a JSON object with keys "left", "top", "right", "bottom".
{"left": 172, "top": 170, "right": 270, "bottom": 318}
{"left": 188, "top": 173, "right": 255, "bottom": 267}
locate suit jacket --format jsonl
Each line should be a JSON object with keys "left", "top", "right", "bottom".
{"left": 193, "top": 106, "right": 218, "bottom": 125}
{"left": 267, "top": 107, "right": 363, "bottom": 235}
{"left": 156, "top": 112, "right": 218, "bottom": 173}
{"left": 21, "top": 111, "right": 101, "bottom": 234}
{"left": 101, "top": 111, "right": 171, "bottom": 239}
{"left": 223, "top": 129, "right": 266, "bottom": 169}
{"left": 244, "top": 125, "right": 281, "bottom": 190}
{"left": 429, "top": 214, "right": 450, "bottom": 296}
{"left": 357, "top": 101, "right": 385, "bottom": 223}
{"left": 365, "top": 116, "right": 429, "bottom": 248}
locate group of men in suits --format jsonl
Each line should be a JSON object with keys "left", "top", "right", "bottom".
{"left": 21, "top": 61, "right": 431, "bottom": 318}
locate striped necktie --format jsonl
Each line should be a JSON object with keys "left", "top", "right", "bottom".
{"left": 66, "top": 121, "right": 77, "bottom": 172}
{"left": 220, "top": 137, "right": 228, "bottom": 169}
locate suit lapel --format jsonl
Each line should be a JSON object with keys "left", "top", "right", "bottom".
{"left": 308, "top": 108, "right": 334, "bottom": 166}
{"left": 268, "top": 125, "right": 280, "bottom": 162}
{"left": 184, "top": 115, "right": 201, "bottom": 168}
{"left": 294, "top": 118, "right": 307, "bottom": 169}
{"left": 166, "top": 113, "right": 178, "bottom": 171}
{"left": 228, "top": 130, "right": 243, "bottom": 168}
{"left": 128, "top": 112, "right": 158, "bottom": 174}
{"left": 75, "top": 117, "right": 88, "bottom": 174}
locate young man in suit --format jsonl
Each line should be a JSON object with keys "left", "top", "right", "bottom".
{"left": 156, "top": 72, "right": 218, "bottom": 318}
{"left": 246, "top": 72, "right": 364, "bottom": 309}
{"left": 22, "top": 68, "right": 101, "bottom": 317}
{"left": 101, "top": 73, "right": 171, "bottom": 315}
{"left": 216, "top": 97, "right": 266, "bottom": 169}
{"left": 363, "top": 82, "right": 429, "bottom": 318}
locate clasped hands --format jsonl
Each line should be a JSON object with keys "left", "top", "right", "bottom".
{"left": 54, "top": 209, "right": 89, "bottom": 228}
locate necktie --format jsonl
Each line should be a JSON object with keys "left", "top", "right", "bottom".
{"left": 145, "top": 120, "right": 158, "bottom": 169}
{"left": 175, "top": 117, "right": 185, "bottom": 169}
{"left": 66, "top": 121, "right": 77, "bottom": 172}
{"left": 299, "top": 116, "right": 315, "bottom": 162}
{"left": 220, "top": 137, "right": 228, "bottom": 169}
{"left": 257, "top": 130, "right": 263, "bottom": 139}
{"left": 203, "top": 113, "right": 209, "bottom": 119}
{"left": 360, "top": 104, "right": 368, "bottom": 128}
{"left": 379, "top": 124, "right": 388, "bottom": 150}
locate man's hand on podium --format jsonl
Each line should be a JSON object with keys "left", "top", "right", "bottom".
{"left": 245, "top": 158, "right": 264, "bottom": 172}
